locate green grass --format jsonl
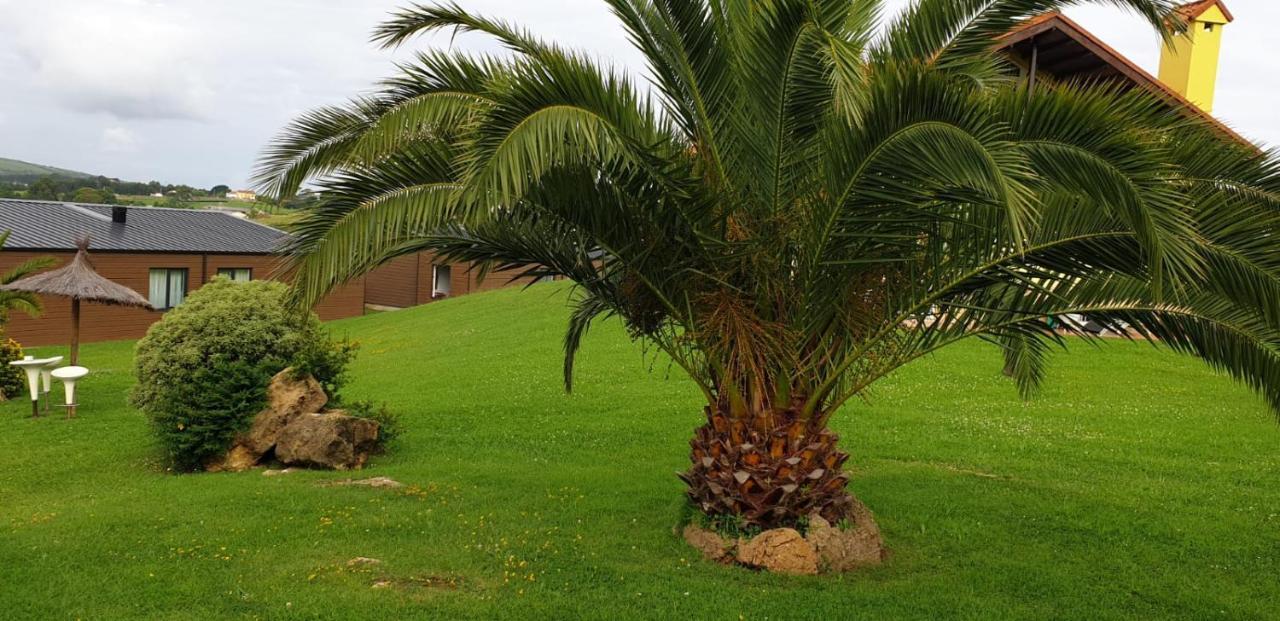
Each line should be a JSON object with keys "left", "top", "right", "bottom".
{"left": 1, "top": 283, "right": 1277, "bottom": 620}
{"left": 249, "top": 209, "right": 306, "bottom": 231}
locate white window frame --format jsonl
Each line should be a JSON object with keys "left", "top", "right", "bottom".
{"left": 148, "top": 268, "right": 189, "bottom": 310}
{"left": 432, "top": 264, "right": 452, "bottom": 298}
{"left": 216, "top": 267, "right": 252, "bottom": 283}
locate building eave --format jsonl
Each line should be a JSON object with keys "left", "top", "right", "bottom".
{"left": 998, "top": 12, "right": 1249, "bottom": 146}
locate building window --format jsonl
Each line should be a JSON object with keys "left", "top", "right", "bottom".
{"left": 217, "top": 267, "right": 252, "bottom": 282}
{"left": 432, "top": 264, "right": 452, "bottom": 298}
{"left": 149, "top": 268, "right": 188, "bottom": 310}
{"left": 1204, "top": 22, "right": 1214, "bottom": 32}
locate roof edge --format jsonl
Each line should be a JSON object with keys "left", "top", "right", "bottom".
{"left": 1178, "top": 0, "right": 1234, "bottom": 24}
{"left": 997, "top": 12, "right": 1250, "bottom": 146}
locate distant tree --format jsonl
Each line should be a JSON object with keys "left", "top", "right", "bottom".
{"left": 70, "top": 187, "right": 116, "bottom": 204}
{"left": 165, "top": 186, "right": 194, "bottom": 209}
{"left": 27, "top": 176, "right": 59, "bottom": 201}
{"left": 210, "top": 184, "right": 230, "bottom": 197}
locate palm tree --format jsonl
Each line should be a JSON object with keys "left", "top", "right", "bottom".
{"left": 256, "top": 0, "right": 1280, "bottom": 538}
{"left": 0, "top": 231, "right": 53, "bottom": 324}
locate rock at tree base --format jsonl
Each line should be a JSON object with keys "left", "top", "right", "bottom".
{"left": 736, "top": 528, "right": 818, "bottom": 576}
{"left": 805, "top": 505, "right": 885, "bottom": 571}
{"left": 275, "top": 410, "right": 379, "bottom": 470}
{"left": 681, "top": 493, "right": 886, "bottom": 574}
{"left": 682, "top": 524, "right": 734, "bottom": 563}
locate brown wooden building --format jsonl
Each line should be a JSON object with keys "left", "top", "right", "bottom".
{"left": 363, "top": 251, "right": 546, "bottom": 310}
{"left": 0, "top": 199, "right": 365, "bottom": 346}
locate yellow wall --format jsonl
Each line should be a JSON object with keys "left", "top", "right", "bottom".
{"left": 1158, "top": 5, "right": 1229, "bottom": 113}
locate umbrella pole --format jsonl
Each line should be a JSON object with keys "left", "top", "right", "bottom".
{"left": 70, "top": 297, "right": 80, "bottom": 366}
{"left": 69, "top": 298, "right": 80, "bottom": 418}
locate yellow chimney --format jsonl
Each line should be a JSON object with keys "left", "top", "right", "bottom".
{"left": 1158, "top": 0, "right": 1233, "bottom": 113}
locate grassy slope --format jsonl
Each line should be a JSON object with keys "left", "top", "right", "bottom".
{"left": 0, "top": 157, "right": 92, "bottom": 181}
{"left": 0, "top": 283, "right": 1276, "bottom": 620}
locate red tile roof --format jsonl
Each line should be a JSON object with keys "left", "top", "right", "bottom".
{"left": 1176, "top": 0, "right": 1234, "bottom": 24}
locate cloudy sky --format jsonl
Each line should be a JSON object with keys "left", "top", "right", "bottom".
{"left": 0, "top": 0, "right": 1274, "bottom": 189}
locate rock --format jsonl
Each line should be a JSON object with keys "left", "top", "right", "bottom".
{"left": 207, "top": 369, "right": 328, "bottom": 472}
{"left": 242, "top": 370, "right": 329, "bottom": 456}
{"left": 275, "top": 411, "right": 380, "bottom": 470}
{"left": 371, "top": 580, "right": 393, "bottom": 590}
{"left": 206, "top": 444, "right": 259, "bottom": 473}
{"left": 804, "top": 504, "right": 886, "bottom": 572}
{"left": 262, "top": 468, "right": 297, "bottom": 477}
{"left": 347, "top": 557, "right": 383, "bottom": 568}
{"left": 682, "top": 524, "right": 734, "bottom": 563}
{"left": 736, "top": 528, "right": 818, "bottom": 576}
{"left": 322, "top": 476, "right": 403, "bottom": 489}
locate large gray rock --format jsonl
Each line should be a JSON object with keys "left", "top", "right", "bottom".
{"left": 207, "top": 369, "right": 328, "bottom": 472}
{"left": 275, "top": 410, "right": 380, "bottom": 470}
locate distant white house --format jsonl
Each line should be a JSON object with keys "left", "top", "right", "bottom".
{"left": 227, "top": 189, "right": 257, "bottom": 201}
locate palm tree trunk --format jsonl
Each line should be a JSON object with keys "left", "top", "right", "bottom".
{"left": 679, "top": 405, "right": 868, "bottom": 531}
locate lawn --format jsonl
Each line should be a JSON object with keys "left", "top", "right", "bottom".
{"left": 1, "top": 283, "right": 1277, "bottom": 620}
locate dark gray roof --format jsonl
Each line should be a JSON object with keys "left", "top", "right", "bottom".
{"left": 0, "top": 199, "right": 290, "bottom": 254}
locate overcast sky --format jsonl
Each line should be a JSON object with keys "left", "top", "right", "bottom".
{"left": 0, "top": 0, "right": 1274, "bottom": 189}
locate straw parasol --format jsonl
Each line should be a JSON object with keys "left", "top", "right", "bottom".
{"left": 0, "top": 237, "right": 152, "bottom": 364}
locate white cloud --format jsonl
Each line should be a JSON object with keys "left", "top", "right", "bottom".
{"left": 100, "top": 125, "right": 139, "bottom": 153}
{"left": 0, "top": 0, "right": 214, "bottom": 121}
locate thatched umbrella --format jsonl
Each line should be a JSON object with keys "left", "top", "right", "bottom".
{"left": 0, "top": 238, "right": 152, "bottom": 364}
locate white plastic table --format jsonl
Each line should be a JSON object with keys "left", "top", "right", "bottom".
{"left": 9, "top": 356, "right": 62, "bottom": 417}
{"left": 51, "top": 366, "right": 89, "bottom": 419}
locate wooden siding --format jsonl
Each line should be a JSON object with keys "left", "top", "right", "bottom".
{"left": 359, "top": 250, "right": 544, "bottom": 309}
{"left": 0, "top": 251, "right": 366, "bottom": 346}
{"left": 364, "top": 255, "right": 420, "bottom": 308}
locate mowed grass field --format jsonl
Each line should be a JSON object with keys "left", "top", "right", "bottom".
{"left": 1, "top": 283, "right": 1277, "bottom": 620}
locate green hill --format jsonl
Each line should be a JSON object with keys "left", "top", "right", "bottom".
{"left": 0, "top": 157, "right": 94, "bottom": 183}
{"left": 0, "top": 283, "right": 1277, "bottom": 619}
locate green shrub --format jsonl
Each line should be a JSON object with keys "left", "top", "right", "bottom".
{"left": 295, "top": 336, "right": 360, "bottom": 404}
{"left": 345, "top": 399, "right": 400, "bottom": 451}
{"left": 0, "top": 336, "right": 24, "bottom": 400}
{"left": 147, "top": 359, "right": 274, "bottom": 471}
{"left": 132, "top": 278, "right": 354, "bottom": 470}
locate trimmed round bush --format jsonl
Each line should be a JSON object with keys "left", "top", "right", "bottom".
{"left": 131, "top": 278, "right": 348, "bottom": 470}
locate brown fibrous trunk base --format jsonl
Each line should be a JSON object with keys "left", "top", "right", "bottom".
{"left": 680, "top": 406, "right": 855, "bottom": 530}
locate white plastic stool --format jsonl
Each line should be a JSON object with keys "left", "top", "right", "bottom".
{"left": 51, "top": 366, "right": 89, "bottom": 419}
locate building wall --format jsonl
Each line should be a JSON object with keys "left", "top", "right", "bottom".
{"left": 0, "top": 250, "right": 366, "bottom": 346}
{"left": 364, "top": 255, "right": 420, "bottom": 308}
{"left": 361, "top": 250, "right": 544, "bottom": 309}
